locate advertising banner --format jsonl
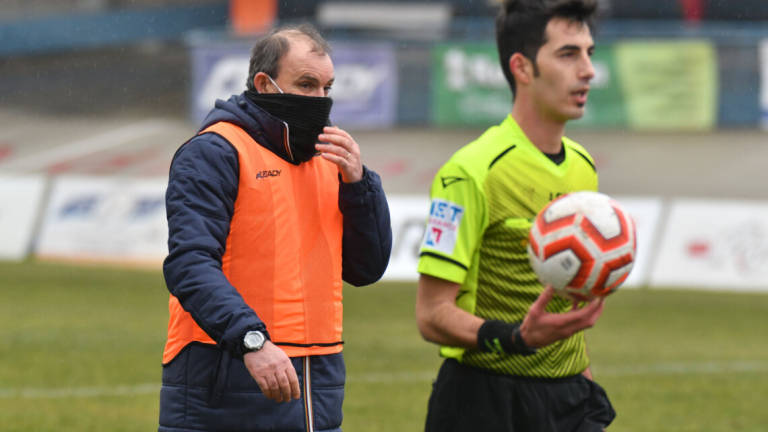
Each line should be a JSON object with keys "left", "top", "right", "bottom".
{"left": 190, "top": 40, "right": 251, "bottom": 124}
{"left": 613, "top": 196, "right": 664, "bottom": 288}
{"left": 190, "top": 40, "right": 398, "bottom": 128}
{"left": 615, "top": 40, "right": 718, "bottom": 130}
{"left": 0, "top": 175, "right": 47, "bottom": 260}
{"left": 431, "top": 42, "right": 510, "bottom": 127}
{"left": 36, "top": 176, "right": 168, "bottom": 265}
{"left": 649, "top": 199, "right": 768, "bottom": 291}
{"left": 760, "top": 39, "right": 768, "bottom": 129}
{"left": 431, "top": 42, "right": 626, "bottom": 128}
{"left": 326, "top": 42, "right": 398, "bottom": 128}
{"left": 382, "top": 195, "right": 430, "bottom": 281}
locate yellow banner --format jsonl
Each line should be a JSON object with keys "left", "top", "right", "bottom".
{"left": 615, "top": 40, "right": 718, "bottom": 130}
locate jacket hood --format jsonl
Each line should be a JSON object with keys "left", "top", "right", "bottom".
{"left": 199, "top": 93, "right": 292, "bottom": 162}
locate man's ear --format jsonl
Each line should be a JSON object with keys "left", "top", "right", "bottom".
{"left": 253, "top": 72, "right": 270, "bottom": 93}
{"left": 509, "top": 53, "right": 533, "bottom": 86}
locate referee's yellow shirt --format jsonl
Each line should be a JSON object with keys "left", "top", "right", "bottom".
{"left": 418, "top": 115, "right": 598, "bottom": 378}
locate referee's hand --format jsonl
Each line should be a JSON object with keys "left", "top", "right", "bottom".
{"left": 244, "top": 342, "right": 301, "bottom": 403}
{"left": 519, "top": 285, "right": 605, "bottom": 348}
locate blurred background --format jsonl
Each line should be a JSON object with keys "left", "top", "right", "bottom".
{"left": 0, "top": 0, "right": 768, "bottom": 288}
{"left": 1, "top": 0, "right": 766, "bottom": 285}
{"left": 1, "top": 1, "right": 768, "bottom": 431}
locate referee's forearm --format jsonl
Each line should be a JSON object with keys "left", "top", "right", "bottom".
{"left": 418, "top": 302, "right": 483, "bottom": 348}
{"left": 416, "top": 275, "right": 483, "bottom": 348}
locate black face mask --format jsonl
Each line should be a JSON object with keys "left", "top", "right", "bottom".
{"left": 246, "top": 90, "right": 333, "bottom": 163}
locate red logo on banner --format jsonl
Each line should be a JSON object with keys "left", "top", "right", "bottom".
{"left": 687, "top": 240, "right": 711, "bottom": 258}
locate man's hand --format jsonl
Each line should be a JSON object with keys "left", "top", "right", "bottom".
{"left": 519, "top": 285, "right": 605, "bottom": 348}
{"left": 243, "top": 341, "right": 301, "bottom": 403}
{"left": 316, "top": 126, "right": 363, "bottom": 183}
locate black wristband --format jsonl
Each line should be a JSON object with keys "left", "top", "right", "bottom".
{"left": 477, "top": 320, "right": 516, "bottom": 354}
{"left": 477, "top": 320, "right": 537, "bottom": 356}
{"left": 511, "top": 324, "right": 537, "bottom": 356}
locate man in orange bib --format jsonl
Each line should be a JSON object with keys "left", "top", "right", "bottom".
{"left": 159, "top": 24, "right": 392, "bottom": 432}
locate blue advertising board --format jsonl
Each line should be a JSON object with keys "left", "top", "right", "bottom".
{"left": 327, "top": 42, "right": 398, "bottom": 128}
{"left": 189, "top": 40, "right": 398, "bottom": 128}
{"left": 189, "top": 40, "right": 251, "bottom": 124}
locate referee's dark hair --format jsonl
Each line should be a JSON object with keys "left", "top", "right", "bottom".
{"left": 495, "top": 0, "right": 598, "bottom": 98}
{"left": 246, "top": 23, "right": 332, "bottom": 93}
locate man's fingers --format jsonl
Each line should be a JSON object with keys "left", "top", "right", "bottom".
{"left": 318, "top": 127, "right": 359, "bottom": 158}
{"left": 264, "top": 374, "right": 281, "bottom": 401}
{"left": 275, "top": 370, "right": 292, "bottom": 402}
{"left": 584, "top": 297, "right": 605, "bottom": 325}
{"left": 576, "top": 297, "right": 604, "bottom": 318}
{"left": 323, "top": 125, "right": 352, "bottom": 140}
{"left": 317, "top": 130, "right": 355, "bottom": 154}
{"left": 256, "top": 375, "right": 279, "bottom": 402}
{"left": 530, "top": 285, "right": 555, "bottom": 314}
{"left": 316, "top": 143, "right": 351, "bottom": 161}
{"left": 287, "top": 366, "right": 301, "bottom": 400}
{"left": 562, "top": 297, "right": 605, "bottom": 333}
{"left": 254, "top": 376, "right": 270, "bottom": 398}
{"left": 243, "top": 345, "right": 301, "bottom": 403}
{"left": 523, "top": 288, "right": 607, "bottom": 348}
{"left": 316, "top": 133, "right": 347, "bottom": 149}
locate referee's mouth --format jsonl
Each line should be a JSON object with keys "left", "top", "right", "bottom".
{"left": 572, "top": 88, "right": 589, "bottom": 107}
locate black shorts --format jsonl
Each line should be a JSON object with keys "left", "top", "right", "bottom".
{"left": 425, "top": 359, "right": 616, "bottom": 432}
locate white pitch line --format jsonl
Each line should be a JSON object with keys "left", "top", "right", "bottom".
{"left": 594, "top": 360, "right": 768, "bottom": 377}
{"left": 5, "top": 119, "right": 172, "bottom": 170}
{"left": 1, "top": 361, "right": 766, "bottom": 399}
{"left": 348, "top": 361, "right": 768, "bottom": 383}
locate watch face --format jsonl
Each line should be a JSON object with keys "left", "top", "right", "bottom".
{"left": 244, "top": 331, "right": 265, "bottom": 351}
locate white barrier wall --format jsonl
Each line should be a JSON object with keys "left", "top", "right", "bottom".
{"left": 614, "top": 196, "right": 664, "bottom": 288}
{"left": 0, "top": 175, "right": 47, "bottom": 260}
{"left": 36, "top": 175, "right": 168, "bottom": 265}
{"left": 382, "top": 195, "right": 429, "bottom": 281}
{"left": 649, "top": 199, "right": 768, "bottom": 291}
{"left": 19, "top": 178, "right": 768, "bottom": 293}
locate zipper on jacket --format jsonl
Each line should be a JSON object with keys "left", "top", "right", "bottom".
{"left": 303, "top": 356, "right": 315, "bottom": 432}
{"left": 281, "top": 121, "right": 294, "bottom": 162}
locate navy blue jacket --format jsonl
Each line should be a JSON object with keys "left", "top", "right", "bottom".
{"left": 160, "top": 94, "right": 392, "bottom": 432}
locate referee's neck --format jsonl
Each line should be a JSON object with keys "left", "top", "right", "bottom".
{"left": 510, "top": 109, "right": 566, "bottom": 154}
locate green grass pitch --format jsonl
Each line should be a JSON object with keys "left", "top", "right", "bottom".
{"left": 1, "top": 260, "right": 767, "bottom": 431}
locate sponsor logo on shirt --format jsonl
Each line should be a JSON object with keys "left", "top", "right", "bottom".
{"left": 422, "top": 198, "right": 464, "bottom": 254}
{"left": 255, "top": 169, "right": 281, "bottom": 180}
{"left": 440, "top": 176, "right": 466, "bottom": 188}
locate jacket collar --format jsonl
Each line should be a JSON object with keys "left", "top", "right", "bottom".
{"left": 202, "top": 94, "right": 299, "bottom": 165}
{"left": 236, "top": 95, "right": 298, "bottom": 164}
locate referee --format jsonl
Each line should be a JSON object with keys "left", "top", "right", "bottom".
{"left": 416, "top": 1, "right": 615, "bottom": 431}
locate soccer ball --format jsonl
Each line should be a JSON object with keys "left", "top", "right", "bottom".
{"left": 527, "top": 191, "right": 636, "bottom": 301}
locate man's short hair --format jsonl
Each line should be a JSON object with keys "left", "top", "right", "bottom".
{"left": 495, "top": 0, "right": 598, "bottom": 97}
{"left": 246, "top": 23, "right": 332, "bottom": 92}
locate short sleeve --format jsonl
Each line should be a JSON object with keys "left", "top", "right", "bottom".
{"left": 417, "top": 161, "right": 486, "bottom": 284}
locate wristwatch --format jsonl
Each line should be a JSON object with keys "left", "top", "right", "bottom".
{"left": 243, "top": 330, "right": 266, "bottom": 352}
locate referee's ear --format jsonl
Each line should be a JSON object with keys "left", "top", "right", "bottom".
{"left": 509, "top": 52, "right": 533, "bottom": 87}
